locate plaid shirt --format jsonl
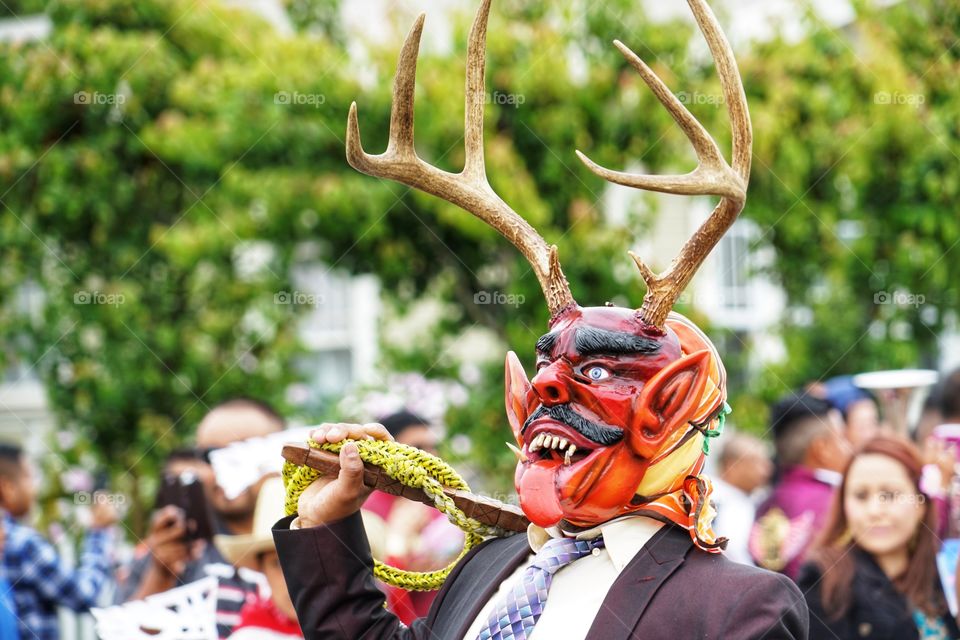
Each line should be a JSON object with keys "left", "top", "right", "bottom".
{"left": 2, "top": 514, "right": 113, "bottom": 640}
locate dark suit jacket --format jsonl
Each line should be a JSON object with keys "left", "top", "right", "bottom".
{"left": 273, "top": 513, "right": 808, "bottom": 640}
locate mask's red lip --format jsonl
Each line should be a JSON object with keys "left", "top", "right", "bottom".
{"left": 524, "top": 418, "right": 598, "bottom": 452}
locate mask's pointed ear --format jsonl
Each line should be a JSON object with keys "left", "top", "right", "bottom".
{"left": 632, "top": 350, "right": 711, "bottom": 457}
{"left": 505, "top": 351, "right": 532, "bottom": 445}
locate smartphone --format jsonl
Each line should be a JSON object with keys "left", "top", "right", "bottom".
{"left": 154, "top": 471, "right": 215, "bottom": 542}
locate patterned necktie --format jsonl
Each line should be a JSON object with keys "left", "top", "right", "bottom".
{"left": 476, "top": 535, "right": 605, "bottom": 640}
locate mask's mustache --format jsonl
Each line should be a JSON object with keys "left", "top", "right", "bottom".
{"left": 522, "top": 405, "right": 624, "bottom": 447}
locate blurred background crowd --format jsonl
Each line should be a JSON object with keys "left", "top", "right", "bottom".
{"left": 1, "top": 0, "right": 959, "bottom": 637}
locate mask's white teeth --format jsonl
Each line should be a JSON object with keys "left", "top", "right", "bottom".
{"left": 558, "top": 438, "right": 568, "bottom": 451}
{"left": 564, "top": 448, "right": 573, "bottom": 466}
{"left": 567, "top": 444, "right": 577, "bottom": 458}
{"left": 547, "top": 436, "right": 556, "bottom": 450}
{"left": 533, "top": 434, "right": 545, "bottom": 450}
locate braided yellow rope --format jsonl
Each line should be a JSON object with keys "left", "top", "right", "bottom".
{"left": 283, "top": 438, "right": 493, "bottom": 591}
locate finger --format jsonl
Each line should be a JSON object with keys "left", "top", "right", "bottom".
{"left": 360, "top": 423, "right": 393, "bottom": 441}
{"left": 155, "top": 521, "right": 187, "bottom": 544}
{"left": 336, "top": 442, "right": 366, "bottom": 498}
{"left": 338, "top": 423, "right": 386, "bottom": 442}
{"left": 333, "top": 423, "right": 393, "bottom": 442}
{"left": 310, "top": 424, "right": 331, "bottom": 442}
{"left": 153, "top": 507, "right": 184, "bottom": 531}
{"left": 324, "top": 424, "right": 348, "bottom": 442}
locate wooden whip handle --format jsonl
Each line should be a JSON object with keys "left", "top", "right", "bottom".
{"left": 281, "top": 443, "right": 530, "bottom": 534}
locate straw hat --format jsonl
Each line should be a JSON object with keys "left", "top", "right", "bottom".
{"left": 215, "top": 476, "right": 286, "bottom": 566}
{"left": 214, "top": 475, "right": 388, "bottom": 565}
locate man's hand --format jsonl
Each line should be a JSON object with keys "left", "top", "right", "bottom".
{"left": 296, "top": 422, "right": 393, "bottom": 528}
{"left": 90, "top": 495, "right": 120, "bottom": 529}
{"left": 922, "top": 436, "right": 957, "bottom": 492}
{"left": 145, "top": 506, "right": 196, "bottom": 576}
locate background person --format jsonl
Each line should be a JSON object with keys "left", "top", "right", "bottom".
{"left": 0, "top": 511, "right": 19, "bottom": 639}
{"left": 0, "top": 443, "right": 117, "bottom": 640}
{"left": 798, "top": 435, "right": 959, "bottom": 639}
{"left": 823, "top": 375, "right": 881, "bottom": 448}
{"left": 750, "top": 392, "right": 850, "bottom": 577}
{"left": 711, "top": 432, "right": 773, "bottom": 565}
{"left": 115, "top": 398, "right": 284, "bottom": 638}
{"left": 216, "top": 477, "right": 302, "bottom": 640}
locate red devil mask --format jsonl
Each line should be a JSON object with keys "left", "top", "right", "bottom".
{"left": 506, "top": 306, "right": 728, "bottom": 534}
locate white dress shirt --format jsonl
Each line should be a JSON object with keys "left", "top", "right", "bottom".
{"left": 461, "top": 516, "right": 664, "bottom": 640}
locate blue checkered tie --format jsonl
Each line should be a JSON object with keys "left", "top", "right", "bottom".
{"left": 476, "top": 535, "right": 605, "bottom": 640}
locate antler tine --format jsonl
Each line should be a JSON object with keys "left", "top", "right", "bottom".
{"left": 574, "top": 39, "right": 743, "bottom": 201}
{"left": 575, "top": 0, "right": 753, "bottom": 328}
{"left": 345, "top": 0, "right": 576, "bottom": 317}
{"left": 346, "top": 13, "right": 425, "bottom": 170}
{"left": 463, "top": 0, "right": 490, "bottom": 181}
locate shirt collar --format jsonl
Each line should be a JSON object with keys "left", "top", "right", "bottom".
{"left": 811, "top": 468, "right": 842, "bottom": 486}
{"left": 526, "top": 516, "right": 665, "bottom": 573}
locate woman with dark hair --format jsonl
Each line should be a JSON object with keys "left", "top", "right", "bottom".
{"left": 798, "top": 435, "right": 960, "bottom": 639}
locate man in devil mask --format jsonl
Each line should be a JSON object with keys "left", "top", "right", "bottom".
{"left": 272, "top": 0, "right": 808, "bottom": 638}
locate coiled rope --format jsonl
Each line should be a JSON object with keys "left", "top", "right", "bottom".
{"left": 283, "top": 438, "right": 500, "bottom": 591}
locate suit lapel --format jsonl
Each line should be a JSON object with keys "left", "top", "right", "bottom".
{"left": 432, "top": 532, "right": 532, "bottom": 640}
{"left": 584, "top": 525, "right": 692, "bottom": 640}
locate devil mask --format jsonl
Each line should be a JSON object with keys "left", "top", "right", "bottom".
{"left": 346, "top": 0, "right": 750, "bottom": 551}
{"left": 506, "top": 307, "right": 729, "bottom": 549}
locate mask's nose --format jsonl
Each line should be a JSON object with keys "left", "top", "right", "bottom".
{"left": 531, "top": 362, "right": 572, "bottom": 406}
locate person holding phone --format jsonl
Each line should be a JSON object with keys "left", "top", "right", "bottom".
{"left": 115, "top": 398, "right": 285, "bottom": 639}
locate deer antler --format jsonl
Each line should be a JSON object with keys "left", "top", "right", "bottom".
{"left": 346, "top": 0, "right": 575, "bottom": 317}
{"left": 575, "top": 0, "right": 752, "bottom": 329}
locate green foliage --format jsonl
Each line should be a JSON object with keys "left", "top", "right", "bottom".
{"left": 2, "top": 0, "right": 959, "bottom": 512}
{"left": 0, "top": 0, "right": 362, "bottom": 531}
{"left": 737, "top": 0, "right": 960, "bottom": 426}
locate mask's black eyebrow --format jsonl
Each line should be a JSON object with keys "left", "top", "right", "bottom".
{"left": 536, "top": 332, "right": 558, "bottom": 355}
{"left": 574, "top": 327, "right": 661, "bottom": 357}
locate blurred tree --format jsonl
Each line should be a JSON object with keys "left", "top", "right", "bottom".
{"left": 3, "top": 0, "right": 958, "bottom": 519}
{"left": 0, "top": 0, "right": 698, "bottom": 520}
{"left": 0, "top": 0, "right": 381, "bottom": 531}
{"left": 740, "top": 0, "right": 960, "bottom": 414}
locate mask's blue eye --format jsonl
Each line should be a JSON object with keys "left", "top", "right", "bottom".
{"left": 585, "top": 366, "right": 611, "bottom": 381}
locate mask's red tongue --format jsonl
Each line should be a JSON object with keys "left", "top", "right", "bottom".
{"left": 517, "top": 459, "right": 564, "bottom": 526}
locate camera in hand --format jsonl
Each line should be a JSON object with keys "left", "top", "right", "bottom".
{"left": 155, "top": 471, "right": 215, "bottom": 542}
